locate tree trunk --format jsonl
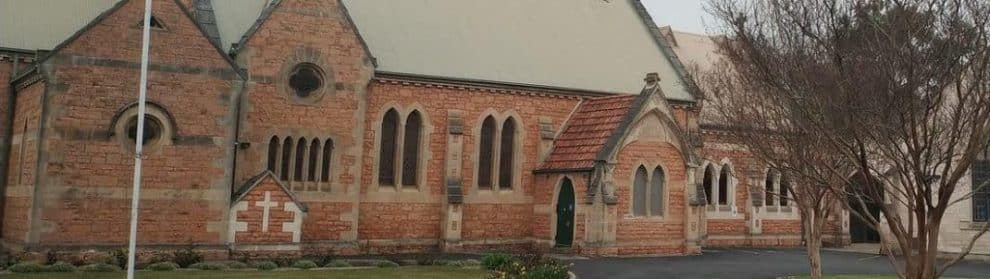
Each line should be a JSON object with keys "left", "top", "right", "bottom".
{"left": 804, "top": 211, "right": 824, "bottom": 279}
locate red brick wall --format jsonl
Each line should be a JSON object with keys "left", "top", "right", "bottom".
{"left": 28, "top": 0, "right": 237, "bottom": 245}
{"left": 234, "top": 178, "right": 299, "bottom": 244}
{"left": 359, "top": 81, "right": 580, "bottom": 246}
{"left": 613, "top": 140, "right": 688, "bottom": 255}
{"left": 2, "top": 81, "right": 44, "bottom": 244}
{"left": 0, "top": 59, "right": 11, "bottom": 241}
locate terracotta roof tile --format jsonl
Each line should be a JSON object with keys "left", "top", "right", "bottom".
{"left": 538, "top": 95, "right": 637, "bottom": 171}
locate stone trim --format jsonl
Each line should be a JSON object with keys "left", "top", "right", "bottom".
{"left": 465, "top": 110, "right": 527, "bottom": 203}
{"left": 624, "top": 161, "right": 670, "bottom": 220}
{"left": 369, "top": 103, "right": 432, "bottom": 197}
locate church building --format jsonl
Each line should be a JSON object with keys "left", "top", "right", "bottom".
{"left": 0, "top": 0, "right": 810, "bottom": 259}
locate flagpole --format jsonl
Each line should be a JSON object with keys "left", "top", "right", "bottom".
{"left": 127, "top": 0, "right": 154, "bottom": 278}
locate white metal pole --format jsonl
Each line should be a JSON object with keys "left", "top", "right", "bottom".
{"left": 127, "top": 0, "right": 154, "bottom": 278}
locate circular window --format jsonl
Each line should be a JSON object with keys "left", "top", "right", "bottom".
{"left": 124, "top": 114, "right": 163, "bottom": 147}
{"left": 288, "top": 63, "right": 324, "bottom": 98}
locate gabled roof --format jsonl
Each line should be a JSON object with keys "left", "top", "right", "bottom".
{"left": 538, "top": 95, "right": 639, "bottom": 172}
{"left": 343, "top": 0, "right": 696, "bottom": 100}
{"left": 663, "top": 28, "right": 727, "bottom": 126}
{"left": 233, "top": 171, "right": 308, "bottom": 212}
{"left": 0, "top": 0, "right": 120, "bottom": 51}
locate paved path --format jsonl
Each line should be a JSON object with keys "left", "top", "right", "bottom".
{"left": 569, "top": 248, "right": 990, "bottom": 279}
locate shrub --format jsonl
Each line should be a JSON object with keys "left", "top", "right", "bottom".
{"left": 255, "top": 261, "right": 278, "bottom": 271}
{"left": 376, "top": 260, "right": 399, "bottom": 268}
{"left": 80, "top": 263, "right": 120, "bottom": 272}
{"left": 526, "top": 263, "right": 570, "bottom": 279}
{"left": 107, "top": 248, "right": 128, "bottom": 270}
{"left": 172, "top": 247, "right": 203, "bottom": 268}
{"left": 292, "top": 260, "right": 318, "bottom": 270}
{"left": 481, "top": 253, "right": 515, "bottom": 270}
{"left": 189, "top": 262, "right": 228, "bottom": 270}
{"left": 274, "top": 256, "right": 295, "bottom": 267}
{"left": 45, "top": 261, "right": 77, "bottom": 273}
{"left": 224, "top": 261, "right": 250, "bottom": 269}
{"left": 304, "top": 252, "right": 335, "bottom": 266}
{"left": 45, "top": 251, "right": 58, "bottom": 265}
{"left": 8, "top": 262, "right": 45, "bottom": 273}
{"left": 325, "top": 259, "right": 351, "bottom": 268}
{"left": 145, "top": 261, "right": 179, "bottom": 271}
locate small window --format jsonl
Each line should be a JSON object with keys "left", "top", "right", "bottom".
{"left": 702, "top": 166, "right": 714, "bottom": 205}
{"left": 973, "top": 159, "right": 990, "bottom": 222}
{"left": 765, "top": 170, "right": 776, "bottom": 206}
{"left": 281, "top": 137, "right": 293, "bottom": 181}
{"left": 718, "top": 166, "right": 730, "bottom": 205}
{"left": 124, "top": 114, "right": 163, "bottom": 147}
{"left": 294, "top": 138, "right": 307, "bottom": 182}
{"left": 138, "top": 16, "right": 166, "bottom": 30}
{"left": 378, "top": 110, "right": 399, "bottom": 185}
{"left": 401, "top": 111, "right": 422, "bottom": 186}
{"left": 478, "top": 116, "right": 497, "bottom": 189}
{"left": 498, "top": 117, "right": 516, "bottom": 189}
{"left": 632, "top": 166, "right": 649, "bottom": 216}
{"left": 308, "top": 139, "right": 320, "bottom": 182}
{"left": 288, "top": 63, "right": 324, "bottom": 99}
{"left": 267, "top": 137, "right": 279, "bottom": 172}
{"left": 650, "top": 167, "right": 665, "bottom": 216}
{"left": 780, "top": 177, "right": 790, "bottom": 206}
{"left": 321, "top": 139, "right": 334, "bottom": 183}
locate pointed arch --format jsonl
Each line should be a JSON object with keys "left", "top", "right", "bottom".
{"left": 402, "top": 110, "right": 423, "bottom": 186}
{"left": 765, "top": 169, "right": 778, "bottom": 206}
{"left": 498, "top": 117, "right": 517, "bottom": 189}
{"left": 632, "top": 165, "right": 649, "bottom": 216}
{"left": 478, "top": 116, "right": 497, "bottom": 189}
{"left": 718, "top": 164, "right": 731, "bottom": 205}
{"left": 378, "top": 109, "right": 399, "bottom": 185}
{"left": 650, "top": 166, "right": 665, "bottom": 216}
{"left": 267, "top": 136, "right": 279, "bottom": 172}
{"left": 779, "top": 175, "right": 790, "bottom": 206}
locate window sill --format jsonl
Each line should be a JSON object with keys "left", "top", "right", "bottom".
{"left": 960, "top": 221, "right": 990, "bottom": 231}
{"left": 623, "top": 215, "right": 667, "bottom": 221}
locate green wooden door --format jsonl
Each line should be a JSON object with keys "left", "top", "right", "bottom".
{"left": 555, "top": 179, "right": 575, "bottom": 247}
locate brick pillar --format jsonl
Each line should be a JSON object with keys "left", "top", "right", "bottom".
{"left": 441, "top": 110, "right": 464, "bottom": 252}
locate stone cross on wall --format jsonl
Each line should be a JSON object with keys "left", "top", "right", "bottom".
{"left": 257, "top": 191, "right": 278, "bottom": 232}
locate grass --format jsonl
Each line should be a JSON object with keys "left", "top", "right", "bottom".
{"left": 2, "top": 266, "right": 486, "bottom": 279}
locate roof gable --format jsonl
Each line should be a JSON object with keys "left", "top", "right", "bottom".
{"left": 539, "top": 94, "right": 639, "bottom": 171}
{"left": 342, "top": 0, "right": 696, "bottom": 100}
{"left": 233, "top": 171, "right": 308, "bottom": 212}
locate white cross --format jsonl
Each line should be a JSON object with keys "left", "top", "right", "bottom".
{"left": 256, "top": 191, "right": 279, "bottom": 232}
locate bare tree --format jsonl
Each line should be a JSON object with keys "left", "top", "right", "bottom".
{"left": 702, "top": 0, "right": 990, "bottom": 278}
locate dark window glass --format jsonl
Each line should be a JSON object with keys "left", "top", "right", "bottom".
{"left": 402, "top": 111, "right": 422, "bottom": 186}
{"left": 498, "top": 118, "right": 516, "bottom": 189}
{"left": 308, "top": 139, "right": 320, "bottom": 182}
{"left": 124, "top": 114, "right": 162, "bottom": 146}
{"left": 294, "top": 138, "right": 306, "bottom": 182}
{"left": 719, "top": 166, "right": 730, "bottom": 205}
{"left": 322, "top": 139, "right": 334, "bottom": 183}
{"left": 281, "top": 137, "right": 293, "bottom": 181}
{"left": 633, "top": 166, "right": 648, "bottom": 216}
{"left": 289, "top": 63, "right": 323, "bottom": 98}
{"left": 478, "top": 116, "right": 496, "bottom": 189}
{"left": 703, "top": 166, "right": 714, "bottom": 205}
{"left": 378, "top": 110, "right": 399, "bottom": 185}
{"left": 267, "top": 137, "right": 279, "bottom": 172}
{"left": 973, "top": 160, "right": 990, "bottom": 222}
{"left": 651, "top": 167, "right": 664, "bottom": 216}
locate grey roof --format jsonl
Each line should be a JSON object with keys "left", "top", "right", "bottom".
{"left": 0, "top": 0, "right": 120, "bottom": 50}
{"left": 342, "top": 0, "right": 695, "bottom": 100}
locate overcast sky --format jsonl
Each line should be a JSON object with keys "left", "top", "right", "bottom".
{"left": 641, "top": 0, "right": 713, "bottom": 34}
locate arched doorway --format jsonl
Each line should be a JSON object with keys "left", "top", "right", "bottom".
{"left": 555, "top": 178, "right": 575, "bottom": 247}
{"left": 848, "top": 172, "right": 882, "bottom": 243}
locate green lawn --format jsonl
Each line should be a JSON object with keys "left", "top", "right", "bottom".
{"left": 3, "top": 266, "right": 486, "bottom": 279}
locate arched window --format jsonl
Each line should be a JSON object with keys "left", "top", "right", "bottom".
{"left": 294, "top": 138, "right": 307, "bottom": 181}
{"left": 651, "top": 167, "right": 665, "bottom": 216}
{"left": 718, "top": 165, "right": 731, "bottom": 205}
{"left": 402, "top": 111, "right": 422, "bottom": 186}
{"left": 267, "top": 136, "right": 279, "bottom": 172}
{"left": 308, "top": 139, "right": 320, "bottom": 182}
{"left": 765, "top": 170, "right": 777, "bottom": 206}
{"left": 378, "top": 109, "right": 399, "bottom": 185}
{"left": 972, "top": 145, "right": 990, "bottom": 222}
{"left": 780, "top": 176, "right": 790, "bottom": 206}
{"left": 498, "top": 117, "right": 516, "bottom": 189}
{"left": 322, "top": 139, "right": 333, "bottom": 183}
{"left": 632, "top": 166, "right": 648, "bottom": 216}
{"left": 703, "top": 166, "right": 714, "bottom": 205}
{"left": 281, "top": 137, "right": 293, "bottom": 181}
{"left": 478, "top": 116, "right": 497, "bottom": 189}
